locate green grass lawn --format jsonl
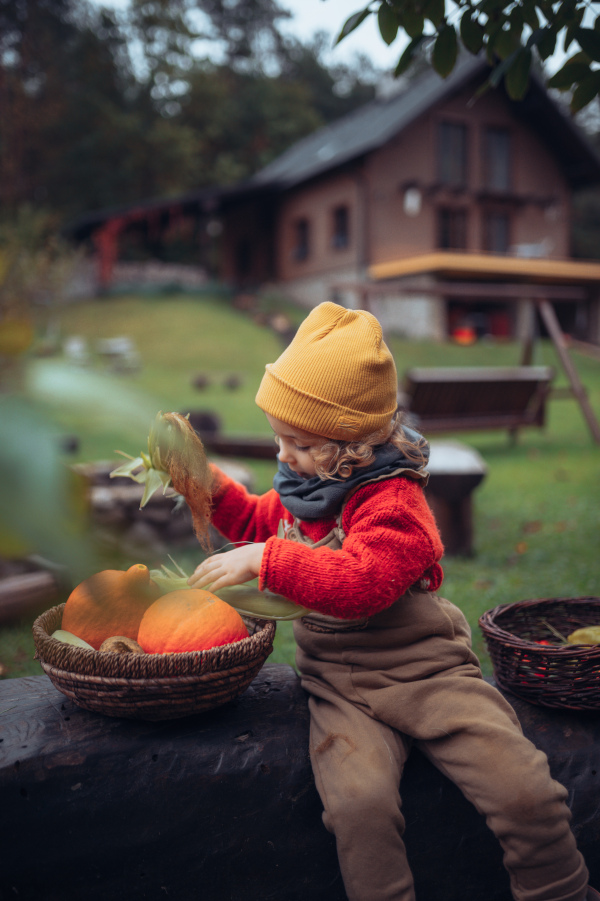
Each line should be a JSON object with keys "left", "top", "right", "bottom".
{"left": 2, "top": 292, "right": 599, "bottom": 679}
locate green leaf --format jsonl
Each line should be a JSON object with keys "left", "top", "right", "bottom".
{"left": 547, "top": 57, "right": 591, "bottom": 90}
{"left": 521, "top": 0, "right": 540, "bottom": 31}
{"left": 378, "top": 2, "right": 399, "bottom": 45}
{"left": 493, "top": 25, "right": 519, "bottom": 60}
{"left": 479, "top": 0, "right": 506, "bottom": 15}
{"left": 460, "top": 11, "right": 485, "bottom": 55}
{"left": 423, "top": 0, "right": 445, "bottom": 27}
{"left": 394, "top": 35, "right": 425, "bottom": 76}
{"left": 140, "top": 467, "right": 165, "bottom": 508}
{"left": 536, "top": 26, "right": 557, "bottom": 60}
{"left": 401, "top": 5, "right": 425, "bottom": 39}
{"left": 505, "top": 47, "right": 532, "bottom": 99}
{"left": 571, "top": 70, "right": 600, "bottom": 113}
{"left": 432, "top": 23, "right": 458, "bottom": 78}
{"left": 576, "top": 27, "right": 600, "bottom": 62}
{"left": 335, "top": 7, "right": 372, "bottom": 44}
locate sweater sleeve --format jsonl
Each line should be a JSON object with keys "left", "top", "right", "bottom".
{"left": 207, "top": 463, "right": 285, "bottom": 544}
{"left": 259, "top": 477, "right": 444, "bottom": 618}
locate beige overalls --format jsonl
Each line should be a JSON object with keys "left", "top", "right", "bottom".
{"left": 287, "top": 476, "right": 588, "bottom": 901}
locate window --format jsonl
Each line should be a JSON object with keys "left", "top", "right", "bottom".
{"left": 332, "top": 205, "right": 349, "bottom": 249}
{"left": 438, "top": 208, "right": 468, "bottom": 250}
{"left": 484, "top": 127, "right": 511, "bottom": 192}
{"left": 438, "top": 121, "right": 468, "bottom": 187}
{"left": 293, "top": 218, "right": 310, "bottom": 261}
{"left": 484, "top": 211, "right": 510, "bottom": 253}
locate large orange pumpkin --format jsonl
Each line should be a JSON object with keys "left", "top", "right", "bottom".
{"left": 137, "top": 588, "right": 249, "bottom": 654}
{"left": 62, "top": 564, "right": 161, "bottom": 650}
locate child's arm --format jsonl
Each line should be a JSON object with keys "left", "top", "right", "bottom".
{"left": 258, "top": 478, "right": 444, "bottom": 619}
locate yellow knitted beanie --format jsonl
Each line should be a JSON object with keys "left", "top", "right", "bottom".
{"left": 255, "top": 302, "right": 398, "bottom": 441}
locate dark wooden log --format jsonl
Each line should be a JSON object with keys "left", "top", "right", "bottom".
{"left": 1, "top": 666, "right": 599, "bottom": 901}
{"left": 0, "top": 571, "right": 63, "bottom": 626}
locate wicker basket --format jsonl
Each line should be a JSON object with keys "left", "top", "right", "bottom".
{"left": 33, "top": 603, "right": 276, "bottom": 721}
{"left": 479, "top": 596, "right": 600, "bottom": 711}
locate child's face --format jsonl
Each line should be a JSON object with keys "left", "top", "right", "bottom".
{"left": 266, "top": 414, "right": 325, "bottom": 480}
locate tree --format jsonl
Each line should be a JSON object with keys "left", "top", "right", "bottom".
{"left": 335, "top": 1, "right": 600, "bottom": 113}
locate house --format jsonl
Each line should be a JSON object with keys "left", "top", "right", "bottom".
{"left": 69, "top": 55, "right": 600, "bottom": 343}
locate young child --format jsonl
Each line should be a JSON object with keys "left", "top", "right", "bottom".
{"left": 181, "top": 302, "right": 596, "bottom": 901}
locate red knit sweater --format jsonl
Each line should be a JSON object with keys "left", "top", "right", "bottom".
{"left": 205, "top": 463, "right": 444, "bottom": 619}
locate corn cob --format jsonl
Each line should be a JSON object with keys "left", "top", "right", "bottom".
{"left": 110, "top": 411, "right": 213, "bottom": 548}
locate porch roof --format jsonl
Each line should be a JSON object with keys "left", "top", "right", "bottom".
{"left": 368, "top": 251, "right": 600, "bottom": 286}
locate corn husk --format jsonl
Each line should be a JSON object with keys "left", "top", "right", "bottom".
{"left": 567, "top": 626, "right": 600, "bottom": 646}
{"left": 217, "top": 584, "right": 309, "bottom": 621}
{"left": 111, "top": 411, "right": 213, "bottom": 549}
{"left": 149, "top": 562, "right": 309, "bottom": 621}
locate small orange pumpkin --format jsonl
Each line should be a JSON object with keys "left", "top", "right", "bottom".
{"left": 62, "top": 564, "right": 161, "bottom": 650}
{"left": 137, "top": 588, "right": 249, "bottom": 654}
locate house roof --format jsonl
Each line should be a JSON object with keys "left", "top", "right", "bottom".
{"left": 66, "top": 55, "right": 600, "bottom": 240}
{"left": 251, "top": 55, "right": 600, "bottom": 191}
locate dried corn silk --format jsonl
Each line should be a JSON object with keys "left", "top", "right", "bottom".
{"left": 157, "top": 413, "right": 214, "bottom": 550}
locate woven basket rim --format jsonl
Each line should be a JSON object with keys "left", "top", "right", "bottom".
{"left": 479, "top": 596, "right": 600, "bottom": 654}
{"left": 33, "top": 603, "right": 276, "bottom": 680}
{"left": 479, "top": 596, "right": 600, "bottom": 711}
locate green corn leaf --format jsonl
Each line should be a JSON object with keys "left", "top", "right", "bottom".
{"left": 217, "top": 585, "right": 310, "bottom": 621}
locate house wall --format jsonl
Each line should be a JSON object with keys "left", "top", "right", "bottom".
{"left": 365, "top": 79, "right": 572, "bottom": 266}
{"left": 271, "top": 169, "right": 365, "bottom": 307}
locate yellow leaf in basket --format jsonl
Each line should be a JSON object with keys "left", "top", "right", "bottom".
{"left": 566, "top": 627, "right": 600, "bottom": 646}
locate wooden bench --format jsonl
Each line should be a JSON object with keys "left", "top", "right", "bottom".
{"left": 401, "top": 366, "right": 554, "bottom": 439}
{"left": 2, "top": 666, "right": 599, "bottom": 901}
{"left": 425, "top": 441, "right": 487, "bottom": 556}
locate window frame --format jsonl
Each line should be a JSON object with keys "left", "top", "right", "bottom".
{"left": 437, "top": 206, "right": 469, "bottom": 250}
{"left": 331, "top": 204, "right": 350, "bottom": 250}
{"left": 483, "top": 126, "right": 512, "bottom": 194}
{"left": 292, "top": 217, "right": 310, "bottom": 262}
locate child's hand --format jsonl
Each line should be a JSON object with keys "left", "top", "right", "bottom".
{"left": 188, "top": 543, "right": 266, "bottom": 593}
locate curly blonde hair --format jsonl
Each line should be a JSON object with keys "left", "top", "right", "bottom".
{"left": 310, "top": 410, "right": 427, "bottom": 481}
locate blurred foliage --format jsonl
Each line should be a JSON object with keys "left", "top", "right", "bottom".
{"left": 0, "top": 207, "right": 83, "bottom": 320}
{"left": 0, "top": 0, "right": 378, "bottom": 223}
{"left": 339, "top": 0, "right": 600, "bottom": 112}
{"left": 0, "top": 396, "right": 99, "bottom": 578}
